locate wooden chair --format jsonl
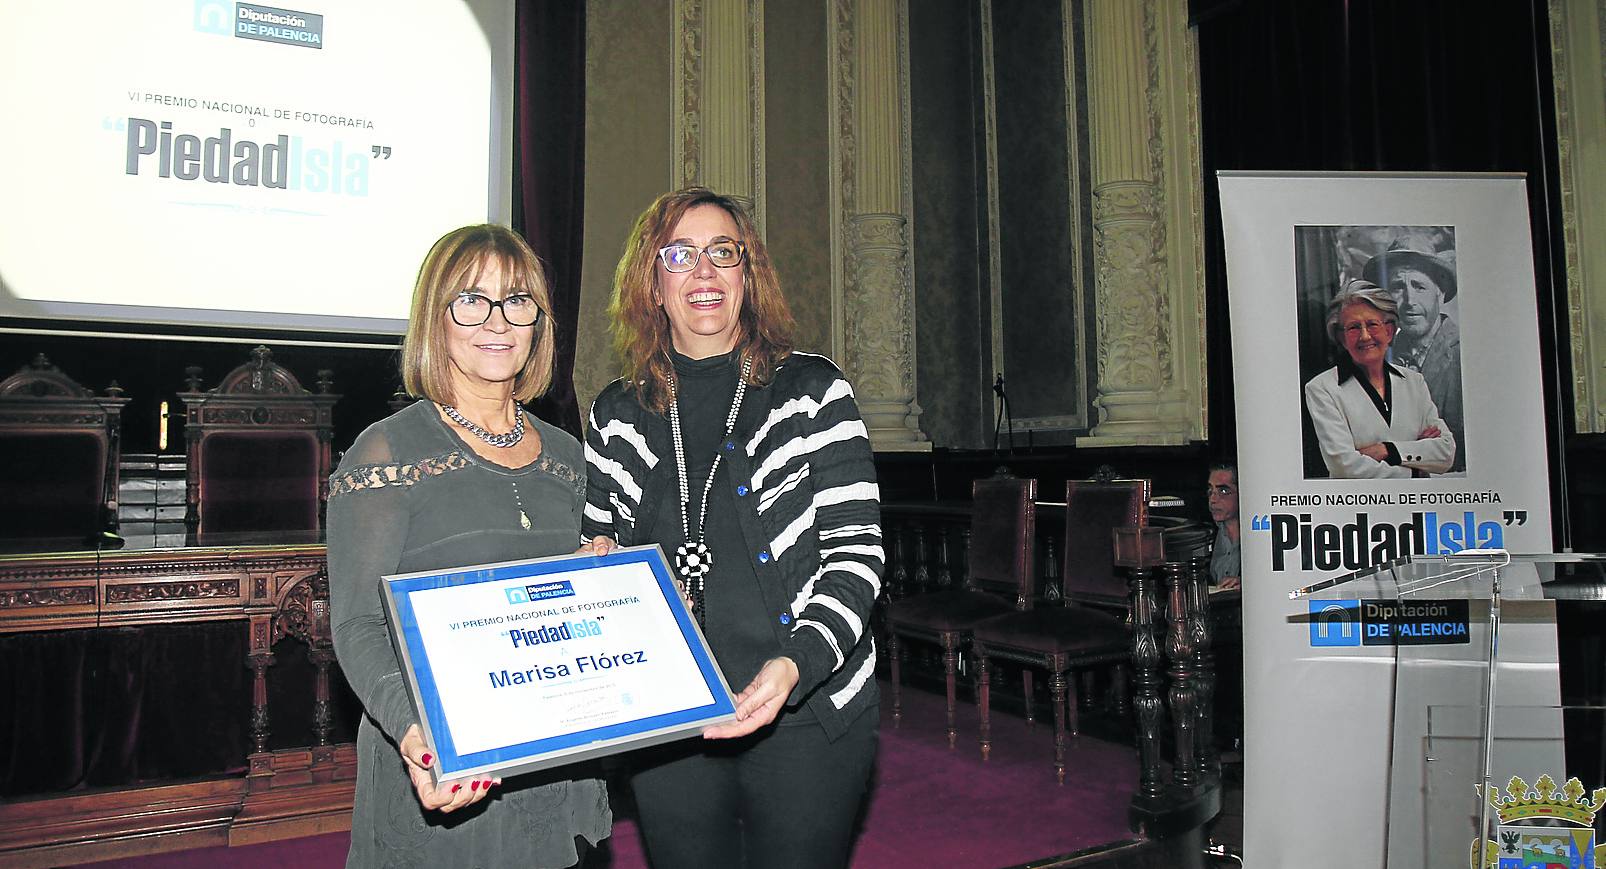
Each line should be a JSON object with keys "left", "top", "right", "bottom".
{"left": 1154, "top": 515, "right": 1215, "bottom": 563}
{"left": 0, "top": 355, "right": 129, "bottom": 546}
{"left": 971, "top": 478, "right": 1149, "bottom": 782}
{"left": 886, "top": 476, "right": 1036, "bottom": 748}
{"left": 178, "top": 346, "right": 338, "bottom": 538}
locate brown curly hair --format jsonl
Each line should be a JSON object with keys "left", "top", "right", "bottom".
{"left": 608, "top": 187, "right": 795, "bottom": 414}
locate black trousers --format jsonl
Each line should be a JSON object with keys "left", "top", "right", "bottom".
{"left": 628, "top": 708, "right": 878, "bottom": 869}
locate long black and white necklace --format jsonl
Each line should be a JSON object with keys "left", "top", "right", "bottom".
{"left": 440, "top": 403, "right": 525, "bottom": 449}
{"left": 669, "top": 354, "right": 752, "bottom": 608}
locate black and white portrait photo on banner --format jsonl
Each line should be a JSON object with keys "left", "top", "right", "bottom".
{"left": 1293, "top": 225, "right": 1466, "bottom": 479}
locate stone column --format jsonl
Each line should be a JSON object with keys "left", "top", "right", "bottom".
{"left": 676, "top": 0, "right": 764, "bottom": 222}
{"left": 706, "top": 0, "right": 763, "bottom": 216}
{"left": 844, "top": 0, "right": 927, "bottom": 450}
{"left": 1550, "top": 0, "right": 1606, "bottom": 432}
{"left": 1079, "top": 0, "right": 1204, "bottom": 445}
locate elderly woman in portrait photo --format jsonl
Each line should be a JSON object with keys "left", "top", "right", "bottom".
{"left": 328, "top": 225, "right": 609, "bottom": 868}
{"left": 1303, "top": 279, "right": 1456, "bottom": 479}
{"left": 584, "top": 187, "right": 881, "bottom": 869}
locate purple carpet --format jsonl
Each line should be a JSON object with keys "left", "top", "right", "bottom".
{"left": 84, "top": 679, "right": 1136, "bottom": 868}
{"left": 846, "top": 680, "right": 1137, "bottom": 868}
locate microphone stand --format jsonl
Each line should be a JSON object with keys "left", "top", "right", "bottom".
{"left": 992, "top": 373, "right": 1014, "bottom": 455}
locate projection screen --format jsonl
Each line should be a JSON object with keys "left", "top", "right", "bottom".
{"left": 0, "top": 0, "right": 515, "bottom": 338}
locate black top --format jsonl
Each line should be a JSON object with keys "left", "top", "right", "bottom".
{"left": 1335, "top": 353, "right": 1397, "bottom": 424}
{"left": 656, "top": 350, "right": 812, "bottom": 723}
{"left": 586, "top": 350, "right": 882, "bottom": 739}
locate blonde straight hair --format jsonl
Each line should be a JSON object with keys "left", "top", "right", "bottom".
{"left": 400, "top": 224, "right": 556, "bottom": 404}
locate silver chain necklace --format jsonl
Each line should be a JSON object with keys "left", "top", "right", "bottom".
{"left": 439, "top": 402, "right": 525, "bottom": 449}
{"left": 669, "top": 355, "right": 752, "bottom": 609}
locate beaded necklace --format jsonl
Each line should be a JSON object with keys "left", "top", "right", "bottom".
{"left": 668, "top": 354, "right": 752, "bottom": 608}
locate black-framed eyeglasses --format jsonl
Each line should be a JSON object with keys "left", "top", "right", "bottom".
{"left": 448, "top": 292, "right": 543, "bottom": 327}
{"left": 657, "top": 240, "right": 745, "bottom": 273}
{"left": 1206, "top": 485, "right": 1236, "bottom": 498}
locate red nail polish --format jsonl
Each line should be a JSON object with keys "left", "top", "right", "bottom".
{"left": 451, "top": 784, "right": 462, "bottom": 793}
{"left": 421, "top": 753, "right": 432, "bottom": 767}
{"left": 470, "top": 780, "right": 480, "bottom": 791}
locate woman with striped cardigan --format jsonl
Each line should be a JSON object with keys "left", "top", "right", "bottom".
{"left": 583, "top": 188, "right": 882, "bottom": 869}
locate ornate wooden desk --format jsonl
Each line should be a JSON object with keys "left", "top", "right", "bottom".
{"left": 0, "top": 536, "right": 356, "bottom": 867}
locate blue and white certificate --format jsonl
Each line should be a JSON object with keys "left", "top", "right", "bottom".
{"left": 381, "top": 545, "right": 737, "bottom": 782}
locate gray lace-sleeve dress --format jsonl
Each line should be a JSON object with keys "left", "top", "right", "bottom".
{"left": 328, "top": 400, "right": 611, "bottom": 868}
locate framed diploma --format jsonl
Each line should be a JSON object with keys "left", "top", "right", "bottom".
{"left": 381, "top": 545, "right": 737, "bottom": 782}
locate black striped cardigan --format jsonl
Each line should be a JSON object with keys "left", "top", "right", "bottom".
{"left": 582, "top": 352, "right": 882, "bottom": 739}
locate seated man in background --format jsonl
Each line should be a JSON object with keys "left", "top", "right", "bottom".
{"left": 1205, "top": 460, "right": 1246, "bottom": 773}
{"left": 1207, "top": 461, "right": 1240, "bottom": 589}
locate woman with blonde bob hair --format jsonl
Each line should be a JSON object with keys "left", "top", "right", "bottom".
{"left": 585, "top": 188, "right": 882, "bottom": 868}
{"left": 402, "top": 224, "right": 558, "bottom": 405}
{"left": 1303, "top": 278, "right": 1456, "bottom": 479}
{"left": 328, "top": 224, "right": 610, "bottom": 868}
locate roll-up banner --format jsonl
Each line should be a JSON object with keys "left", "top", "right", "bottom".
{"left": 1218, "top": 173, "right": 1555, "bottom": 868}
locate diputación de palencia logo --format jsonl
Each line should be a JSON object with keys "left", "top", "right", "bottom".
{"left": 194, "top": 1, "right": 325, "bottom": 49}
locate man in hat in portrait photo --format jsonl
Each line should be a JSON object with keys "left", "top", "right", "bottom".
{"left": 1363, "top": 241, "right": 1464, "bottom": 472}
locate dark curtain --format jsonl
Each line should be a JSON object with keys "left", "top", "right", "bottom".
{"left": 1, "top": 623, "right": 362, "bottom": 796}
{"left": 514, "top": 1, "right": 588, "bottom": 438}
{"left": 1192, "top": 0, "right": 1571, "bottom": 543}
{"left": 1, "top": 624, "right": 251, "bottom": 797}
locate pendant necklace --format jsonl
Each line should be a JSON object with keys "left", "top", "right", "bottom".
{"left": 512, "top": 480, "right": 532, "bottom": 530}
{"left": 669, "top": 354, "right": 752, "bottom": 613}
{"left": 438, "top": 403, "right": 531, "bottom": 526}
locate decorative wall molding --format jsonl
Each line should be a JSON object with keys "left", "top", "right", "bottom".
{"left": 828, "top": 0, "right": 854, "bottom": 362}
{"left": 1058, "top": 0, "right": 1092, "bottom": 432}
{"left": 1078, "top": 0, "right": 1202, "bottom": 445}
{"left": 1549, "top": 0, "right": 1606, "bottom": 431}
{"left": 672, "top": 0, "right": 703, "bottom": 187}
{"left": 673, "top": 0, "right": 766, "bottom": 232}
{"left": 846, "top": 213, "right": 914, "bottom": 402}
{"left": 981, "top": 0, "right": 1004, "bottom": 402}
{"left": 1143, "top": 0, "right": 1165, "bottom": 183}
{"left": 840, "top": 0, "right": 926, "bottom": 450}
{"left": 897, "top": 0, "right": 917, "bottom": 432}
{"left": 1092, "top": 180, "right": 1170, "bottom": 393}
{"left": 1169, "top": 0, "right": 1209, "bottom": 439}
{"left": 751, "top": 0, "right": 767, "bottom": 234}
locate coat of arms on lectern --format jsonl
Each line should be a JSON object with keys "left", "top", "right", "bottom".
{"left": 1470, "top": 774, "right": 1605, "bottom": 868}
